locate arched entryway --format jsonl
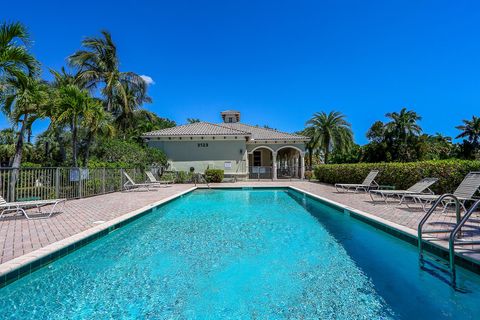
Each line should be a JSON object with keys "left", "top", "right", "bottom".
{"left": 276, "top": 146, "right": 304, "bottom": 179}
{"left": 248, "top": 145, "right": 305, "bottom": 180}
{"left": 248, "top": 146, "right": 273, "bottom": 179}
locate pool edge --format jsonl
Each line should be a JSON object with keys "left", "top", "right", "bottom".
{"left": 288, "top": 186, "right": 480, "bottom": 274}
{"left": 0, "top": 186, "right": 197, "bottom": 288}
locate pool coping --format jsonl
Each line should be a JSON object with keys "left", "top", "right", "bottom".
{"left": 1, "top": 184, "right": 479, "bottom": 288}
{"left": 0, "top": 186, "right": 197, "bottom": 288}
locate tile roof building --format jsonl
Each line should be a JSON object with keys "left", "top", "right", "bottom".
{"left": 143, "top": 111, "right": 308, "bottom": 180}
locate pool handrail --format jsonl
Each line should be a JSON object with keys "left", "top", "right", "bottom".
{"left": 449, "top": 199, "right": 480, "bottom": 287}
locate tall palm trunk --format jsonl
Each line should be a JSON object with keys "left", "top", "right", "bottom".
{"left": 308, "top": 147, "right": 313, "bottom": 168}
{"left": 323, "top": 136, "right": 331, "bottom": 164}
{"left": 54, "top": 127, "right": 67, "bottom": 163}
{"left": 26, "top": 126, "right": 33, "bottom": 144}
{"left": 82, "top": 133, "right": 93, "bottom": 167}
{"left": 72, "top": 117, "right": 78, "bottom": 167}
{"left": 9, "top": 116, "right": 28, "bottom": 201}
{"left": 11, "top": 116, "right": 27, "bottom": 168}
{"left": 44, "top": 141, "right": 50, "bottom": 158}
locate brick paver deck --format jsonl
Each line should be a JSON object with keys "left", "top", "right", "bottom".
{"left": 1, "top": 181, "right": 479, "bottom": 266}
{"left": 0, "top": 184, "right": 194, "bottom": 264}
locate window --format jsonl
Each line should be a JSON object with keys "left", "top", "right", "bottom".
{"left": 228, "top": 117, "right": 233, "bottom": 123}
{"left": 253, "top": 151, "right": 261, "bottom": 166}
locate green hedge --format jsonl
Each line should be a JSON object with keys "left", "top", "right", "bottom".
{"left": 204, "top": 169, "right": 224, "bottom": 183}
{"left": 313, "top": 160, "right": 480, "bottom": 194}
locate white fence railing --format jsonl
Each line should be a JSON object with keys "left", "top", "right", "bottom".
{"left": 0, "top": 167, "right": 144, "bottom": 202}
{"left": 249, "top": 166, "right": 273, "bottom": 180}
{"left": 277, "top": 165, "right": 301, "bottom": 179}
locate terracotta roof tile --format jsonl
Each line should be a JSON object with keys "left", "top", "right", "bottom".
{"left": 218, "top": 123, "right": 308, "bottom": 141}
{"left": 143, "top": 121, "right": 308, "bottom": 141}
{"left": 142, "top": 122, "right": 249, "bottom": 137}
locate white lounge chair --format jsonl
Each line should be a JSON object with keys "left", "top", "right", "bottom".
{"left": 0, "top": 195, "right": 66, "bottom": 220}
{"left": 406, "top": 172, "right": 480, "bottom": 212}
{"left": 123, "top": 172, "right": 155, "bottom": 191}
{"left": 369, "top": 178, "right": 438, "bottom": 204}
{"left": 145, "top": 171, "right": 173, "bottom": 186}
{"left": 335, "top": 170, "right": 380, "bottom": 193}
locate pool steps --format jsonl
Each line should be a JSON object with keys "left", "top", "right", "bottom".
{"left": 419, "top": 195, "right": 480, "bottom": 288}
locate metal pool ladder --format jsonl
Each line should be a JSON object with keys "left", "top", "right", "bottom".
{"left": 418, "top": 194, "right": 480, "bottom": 287}
{"left": 449, "top": 199, "right": 480, "bottom": 287}
{"left": 194, "top": 173, "right": 210, "bottom": 189}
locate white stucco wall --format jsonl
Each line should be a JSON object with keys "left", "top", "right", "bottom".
{"left": 147, "top": 140, "right": 247, "bottom": 173}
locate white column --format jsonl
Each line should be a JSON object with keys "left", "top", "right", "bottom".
{"left": 272, "top": 152, "right": 277, "bottom": 180}
{"left": 300, "top": 152, "right": 305, "bottom": 180}
{"left": 246, "top": 152, "right": 251, "bottom": 178}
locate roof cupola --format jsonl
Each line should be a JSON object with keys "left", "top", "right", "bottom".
{"left": 221, "top": 110, "right": 241, "bottom": 123}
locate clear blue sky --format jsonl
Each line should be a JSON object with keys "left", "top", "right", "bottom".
{"left": 2, "top": 0, "right": 480, "bottom": 144}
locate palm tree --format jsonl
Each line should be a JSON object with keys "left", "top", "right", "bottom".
{"left": 35, "top": 129, "right": 58, "bottom": 162}
{"left": 0, "top": 74, "right": 49, "bottom": 168}
{"left": 300, "top": 126, "right": 320, "bottom": 167}
{"left": 54, "top": 85, "right": 96, "bottom": 167}
{"left": 305, "top": 111, "right": 353, "bottom": 164}
{"left": 47, "top": 67, "right": 86, "bottom": 163}
{"left": 430, "top": 132, "right": 452, "bottom": 144}
{"left": 82, "top": 102, "right": 115, "bottom": 166}
{"left": 385, "top": 107, "right": 422, "bottom": 143}
{"left": 0, "top": 21, "right": 38, "bottom": 78}
{"left": 0, "top": 128, "right": 16, "bottom": 166}
{"left": 113, "top": 80, "right": 151, "bottom": 137}
{"left": 68, "top": 30, "right": 146, "bottom": 112}
{"left": 50, "top": 67, "right": 85, "bottom": 88}
{"left": 456, "top": 116, "right": 480, "bottom": 147}
{"left": 123, "top": 109, "right": 176, "bottom": 143}
{"left": 187, "top": 118, "right": 201, "bottom": 124}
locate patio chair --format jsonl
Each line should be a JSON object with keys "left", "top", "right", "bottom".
{"left": 335, "top": 170, "right": 380, "bottom": 193}
{"left": 145, "top": 171, "right": 173, "bottom": 186}
{"left": 406, "top": 172, "right": 480, "bottom": 212}
{"left": 0, "top": 195, "right": 66, "bottom": 220}
{"left": 369, "top": 178, "right": 438, "bottom": 204}
{"left": 122, "top": 172, "right": 155, "bottom": 191}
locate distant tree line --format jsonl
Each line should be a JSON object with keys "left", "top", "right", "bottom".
{"left": 302, "top": 108, "right": 480, "bottom": 165}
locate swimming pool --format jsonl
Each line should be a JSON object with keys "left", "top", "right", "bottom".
{"left": 1, "top": 188, "right": 479, "bottom": 319}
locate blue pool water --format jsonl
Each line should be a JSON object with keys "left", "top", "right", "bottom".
{"left": 1, "top": 189, "right": 480, "bottom": 319}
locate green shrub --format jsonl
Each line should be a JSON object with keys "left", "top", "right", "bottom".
{"left": 145, "top": 147, "right": 168, "bottom": 167}
{"left": 160, "top": 172, "right": 177, "bottom": 182}
{"left": 87, "top": 159, "right": 131, "bottom": 168}
{"left": 172, "top": 171, "right": 188, "bottom": 183}
{"left": 304, "top": 170, "right": 314, "bottom": 181}
{"left": 313, "top": 160, "right": 480, "bottom": 194}
{"left": 204, "top": 169, "right": 224, "bottom": 183}
{"left": 21, "top": 162, "right": 42, "bottom": 168}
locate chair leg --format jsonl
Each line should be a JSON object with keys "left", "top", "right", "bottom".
{"left": 399, "top": 194, "right": 406, "bottom": 205}
{"left": 21, "top": 208, "right": 32, "bottom": 220}
{"left": 47, "top": 201, "right": 62, "bottom": 218}
{"left": 460, "top": 201, "right": 467, "bottom": 213}
{"left": 422, "top": 200, "right": 430, "bottom": 212}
